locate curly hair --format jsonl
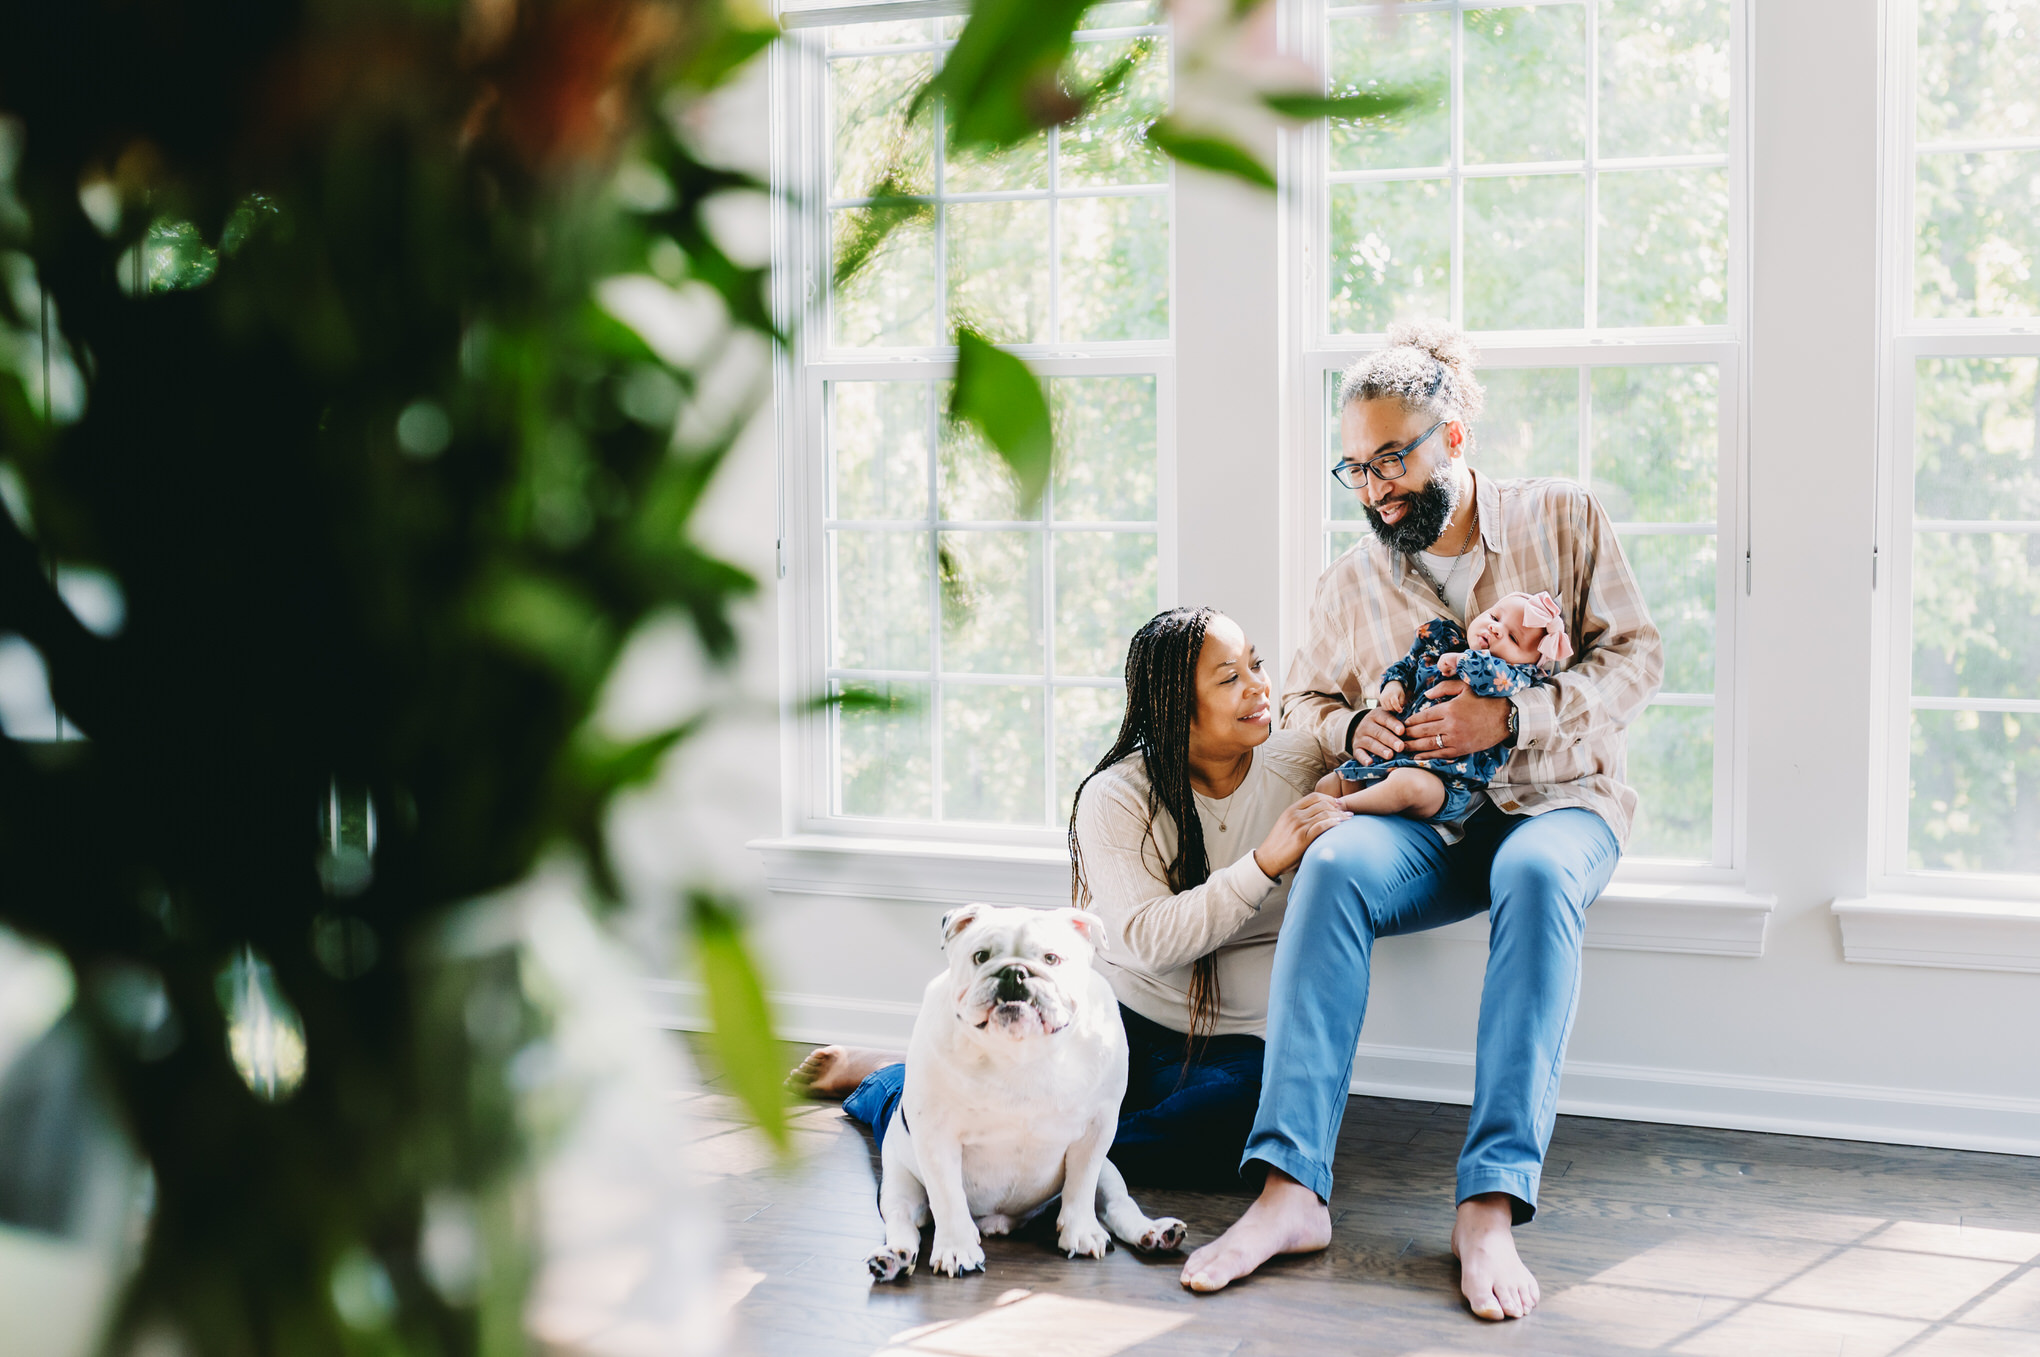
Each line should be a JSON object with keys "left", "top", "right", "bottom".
{"left": 1337, "top": 318, "right": 1486, "bottom": 426}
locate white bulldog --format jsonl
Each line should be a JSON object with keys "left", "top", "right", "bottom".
{"left": 867, "top": 903, "right": 1188, "bottom": 1282}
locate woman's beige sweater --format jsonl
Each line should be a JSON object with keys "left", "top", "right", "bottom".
{"left": 1072, "top": 729, "right": 1326, "bottom": 1037}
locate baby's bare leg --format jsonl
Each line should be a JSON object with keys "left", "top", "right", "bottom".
{"left": 1338, "top": 767, "right": 1447, "bottom": 819}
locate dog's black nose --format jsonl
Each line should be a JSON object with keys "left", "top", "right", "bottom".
{"left": 995, "top": 965, "right": 1030, "bottom": 1002}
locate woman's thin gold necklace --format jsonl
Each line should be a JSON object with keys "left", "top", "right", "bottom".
{"left": 1198, "top": 752, "right": 1252, "bottom": 832}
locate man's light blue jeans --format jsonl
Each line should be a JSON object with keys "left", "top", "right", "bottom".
{"left": 1242, "top": 803, "right": 1619, "bottom": 1222}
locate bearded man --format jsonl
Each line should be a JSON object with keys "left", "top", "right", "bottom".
{"left": 1179, "top": 322, "right": 1664, "bottom": 1321}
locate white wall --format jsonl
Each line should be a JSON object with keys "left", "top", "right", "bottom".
{"left": 640, "top": 0, "right": 2040, "bottom": 1157}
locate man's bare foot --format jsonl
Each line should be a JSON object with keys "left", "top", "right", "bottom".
{"left": 1179, "top": 1169, "right": 1331, "bottom": 1293}
{"left": 1452, "top": 1193, "right": 1540, "bottom": 1320}
{"left": 785, "top": 1045, "right": 902, "bottom": 1099}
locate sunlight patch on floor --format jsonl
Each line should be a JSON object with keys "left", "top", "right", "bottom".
{"left": 871, "top": 1290, "right": 1188, "bottom": 1357}
{"left": 1538, "top": 1218, "right": 2040, "bottom": 1355}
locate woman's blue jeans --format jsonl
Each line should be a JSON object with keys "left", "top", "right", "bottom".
{"left": 1243, "top": 803, "right": 1619, "bottom": 1222}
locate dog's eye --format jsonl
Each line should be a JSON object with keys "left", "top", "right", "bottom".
{"left": 972, "top": 949, "right": 991, "bottom": 965}
{"left": 1043, "top": 953, "right": 1061, "bottom": 965}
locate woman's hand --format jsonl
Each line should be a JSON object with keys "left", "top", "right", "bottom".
{"left": 1403, "top": 680, "right": 1512, "bottom": 761}
{"left": 1251, "top": 793, "right": 1352, "bottom": 879}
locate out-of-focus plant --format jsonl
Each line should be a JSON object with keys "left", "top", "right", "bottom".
{"left": 0, "top": 0, "right": 782, "bottom": 1352}
{"left": 832, "top": 0, "right": 1417, "bottom": 498}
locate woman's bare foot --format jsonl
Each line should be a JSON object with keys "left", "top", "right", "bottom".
{"left": 1179, "top": 1169, "right": 1331, "bottom": 1293}
{"left": 785, "top": 1045, "right": 902, "bottom": 1099}
{"left": 1452, "top": 1193, "right": 1540, "bottom": 1320}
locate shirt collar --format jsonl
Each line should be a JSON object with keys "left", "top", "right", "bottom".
{"left": 1385, "top": 467, "right": 1498, "bottom": 591}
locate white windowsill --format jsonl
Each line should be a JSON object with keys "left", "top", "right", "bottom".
{"left": 750, "top": 835, "right": 1775, "bottom": 957}
{"left": 1833, "top": 894, "right": 2040, "bottom": 974}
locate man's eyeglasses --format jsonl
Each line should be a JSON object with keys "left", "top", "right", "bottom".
{"left": 1330, "top": 419, "right": 1445, "bottom": 489}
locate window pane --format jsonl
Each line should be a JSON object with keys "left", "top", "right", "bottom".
{"left": 1082, "top": 1, "right": 1161, "bottom": 27}
{"left": 831, "top": 210, "right": 937, "bottom": 347}
{"left": 946, "top": 130, "right": 1049, "bottom": 194}
{"left": 1329, "top": 527, "right": 1370, "bottom": 565}
{"left": 1057, "top": 686, "right": 1127, "bottom": 822}
{"left": 831, "top": 381, "right": 929, "bottom": 520}
{"left": 947, "top": 199, "right": 1051, "bottom": 344}
{"left": 829, "top": 53, "right": 935, "bottom": 200}
{"left": 1478, "top": 368, "right": 1579, "bottom": 480}
{"left": 832, "top": 531, "right": 930, "bottom": 669}
{"left": 1598, "top": 0, "right": 1731, "bottom": 158}
{"left": 1623, "top": 533, "right": 1716, "bottom": 694}
{"left": 1464, "top": 175, "right": 1585, "bottom": 330}
{"left": 837, "top": 681, "right": 932, "bottom": 819}
{"left": 1061, "top": 37, "right": 1169, "bottom": 188}
{"left": 1914, "top": 356, "right": 2040, "bottom": 520}
{"left": 1626, "top": 703, "right": 1714, "bottom": 860}
{"left": 1057, "top": 532, "right": 1159, "bottom": 677}
{"left": 1464, "top": 6, "right": 1587, "bottom": 165}
{"left": 1912, "top": 532, "right": 2040, "bottom": 701}
{"left": 1059, "top": 195, "right": 1169, "bottom": 341}
{"left": 1590, "top": 364, "right": 1718, "bottom": 522}
{"left": 939, "top": 417, "right": 1038, "bottom": 522}
{"left": 1328, "top": 11, "right": 1452, "bottom": 171}
{"left": 939, "top": 531, "right": 1044, "bottom": 674}
{"left": 1909, "top": 708, "right": 2040, "bottom": 875}
{"left": 1597, "top": 167, "right": 1729, "bottom": 327}
{"left": 943, "top": 685, "right": 1046, "bottom": 824}
{"left": 1915, "top": 150, "right": 2040, "bottom": 319}
{"left": 1329, "top": 178, "right": 1451, "bottom": 334}
{"left": 1916, "top": 0, "right": 2040, "bottom": 142}
{"left": 1051, "top": 376, "right": 1158, "bottom": 522}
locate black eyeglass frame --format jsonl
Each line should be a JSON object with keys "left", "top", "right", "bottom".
{"left": 1330, "top": 418, "right": 1447, "bottom": 490}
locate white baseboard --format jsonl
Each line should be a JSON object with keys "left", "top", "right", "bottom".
{"left": 646, "top": 979, "right": 2040, "bottom": 1159}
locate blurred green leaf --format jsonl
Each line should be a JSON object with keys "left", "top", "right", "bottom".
{"left": 923, "top": 0, "right": 1093, "bottom": 149}
{"left": 679, "top": 20, "right": 780, "bottom": 90}
{"left": 1144, "top": 117, "right": 1276, "bottom": 190}
{"left": 808, "top": 686, "right": 918, "bottom": 715}
{"left": 1262, "top": 90, "right": 1421, "bottom": 122}
{"left": 830, "top": 175, "right": 934, "bottom": 291}
{"left": 689, "top": 893, "right": 789, "bottom": 1154}
{"left": 948, "top": 325, "right": 1052, "bottom": 510}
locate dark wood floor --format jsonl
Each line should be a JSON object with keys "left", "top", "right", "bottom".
{"left": 680, "top": 1041, "right": 2040, "bottom": 1357}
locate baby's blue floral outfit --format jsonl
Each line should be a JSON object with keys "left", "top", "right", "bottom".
{"left": 1336, "top": 618, "right": 1547, "bottom": 835}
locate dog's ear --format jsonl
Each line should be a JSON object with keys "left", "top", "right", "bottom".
{"left": 939, "top": 905, "right": 983, "bottom": 946}
{"left": 1060, "top": 908, "right": 1108, "bottom": 953}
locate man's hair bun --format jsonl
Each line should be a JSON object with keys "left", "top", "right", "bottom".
{"left": 1338, "top": 318, "right": 1485, "bottom": 425}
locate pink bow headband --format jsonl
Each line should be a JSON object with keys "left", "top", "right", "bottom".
{"left": 1515, "top": 591, "right": 1574, "bottom": 672}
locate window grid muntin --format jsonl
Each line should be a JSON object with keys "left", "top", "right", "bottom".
{"left": 1876, "top": 0, "right": 2040, "bottom": 884}
{"left": 822, "top": 22, "right": 1171, "bottom": 356}
{"left": 803, "top": 12, "right": 1175, "bottom": 838}
{"left": 1322, "top": 0, "right": 1732, "bottom": 340}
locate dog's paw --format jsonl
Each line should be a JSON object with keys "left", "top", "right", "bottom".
{"left": 975, "top": 1212, "right": 1016, "bottom": 1238}
{"left": 928, "top": 1234, "right": 985, "bottom": 1278}
{"left": 1057, "top": 1215, "right": 1112, "bottom": 1260}
{"left": 867, "top": 1246, "right": 916, "bottom": 1283}
{"left": 1135, "top": 1217, "right": 1188, "bottom": 1254}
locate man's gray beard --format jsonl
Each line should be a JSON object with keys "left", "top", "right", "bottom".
{"left": 1363, "top": 466, "right": 1460, "bottom": 556}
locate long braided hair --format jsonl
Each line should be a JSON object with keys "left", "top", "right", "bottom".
{"left": 1068, "top": 606, "right": 1225, "bottom": 1046}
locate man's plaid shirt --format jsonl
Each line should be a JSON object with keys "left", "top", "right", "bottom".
{"left": 1284, "top": 471, "right": 1666, "bottom": 847}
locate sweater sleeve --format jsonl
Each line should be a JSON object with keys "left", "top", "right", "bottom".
{"left": 1452, "top": 649, "right": 1544, "bottom": 700}
{"left": 1074, "top": 773, "right": 1279, "bottom": 976}
{"left": 1506, "top": 487, "right": 1666, "bottom": 753}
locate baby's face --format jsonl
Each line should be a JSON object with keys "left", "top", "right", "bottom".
{"left": 1469, "top": 596, "right": 1544, "bottom": 666}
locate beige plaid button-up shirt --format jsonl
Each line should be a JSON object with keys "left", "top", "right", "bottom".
{"left": 1284, "top": 471, "right": 1665, "bottom": 847}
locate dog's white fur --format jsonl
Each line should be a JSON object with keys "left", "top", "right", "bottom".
{"left": 867, "top": 904, "right": 1188, "bottom": 1281}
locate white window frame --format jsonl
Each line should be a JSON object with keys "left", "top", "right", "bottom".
{"left": 1279, "top": 0, "right": 1752, "bottom": 882}
{"left": 771, "top": 0, "right": 1180, "bottom": 848}
{"left": 1867, "top": 0, "right": 2040, "bottom": 902}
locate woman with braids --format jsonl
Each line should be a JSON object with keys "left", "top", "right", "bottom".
{"left": 790, "top": 606, "right": 1352, "bottom": 1188}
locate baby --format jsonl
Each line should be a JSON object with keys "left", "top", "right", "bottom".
{"left": 1318, "top": 592, "right": 1574, "bottom": 832}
